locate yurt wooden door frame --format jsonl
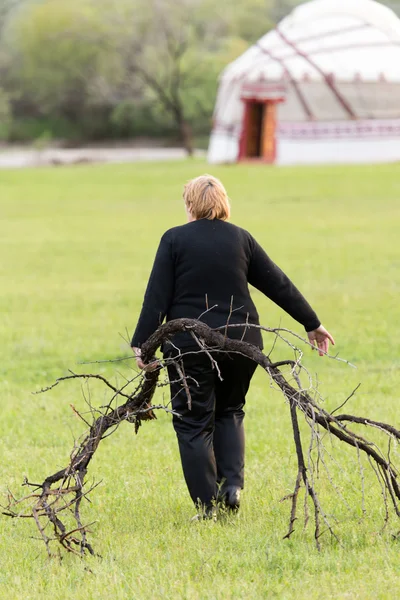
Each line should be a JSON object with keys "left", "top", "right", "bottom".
{"left": 239, "top": 98, "right": 282, "bottom": 163}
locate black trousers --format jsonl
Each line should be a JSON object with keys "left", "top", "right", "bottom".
{"left": 166, "top": 351, "right": 257, "bottom": 508}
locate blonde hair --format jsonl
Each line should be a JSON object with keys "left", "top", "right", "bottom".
{"left": 183, "top": 174, "right": 230, "bottom": 221}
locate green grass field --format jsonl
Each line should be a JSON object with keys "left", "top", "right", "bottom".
{"left": 1, "top": 160, "right": 400, "bottom": 599}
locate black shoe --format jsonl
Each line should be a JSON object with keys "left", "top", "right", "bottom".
{"left": 219, "top": 486, "right": 241, "bottom": 511}
{"left": 190, "top": 506, "right": 217, "bottom": 522}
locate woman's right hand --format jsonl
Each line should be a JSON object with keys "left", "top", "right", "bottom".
{"left": 131, "top": 347, "right": 160, "bottom": 371}
{"left": 307, "top": 325, "right": 335, "bottom": 357}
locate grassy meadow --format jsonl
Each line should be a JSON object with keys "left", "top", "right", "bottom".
{"left": 1, "top": 160, "right": 400, "bottom": 599}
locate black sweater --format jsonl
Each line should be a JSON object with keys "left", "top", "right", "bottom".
{"left": 131, "top": 219, "right": 320, "bottom": 351}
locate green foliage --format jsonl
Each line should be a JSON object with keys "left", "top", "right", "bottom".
{"left": 4, "top": 115, "right": 78, "bottom": 141}
{"left": 229, "top": 0, "right": 275, "bottom": 41}
{"left": 0, "top": 0, "right": 277, "bottom": 142}
{"left": 1, "top": 0, "right": 397, "bottom": 143}
{"left": 110, "top": 102, "right": 177, "bottom": 138}
{"left": 0, "top": 87, "right": 12, "bottom": 135}
{"left": 1, "top": 161, "right": 400, "bottom": 597}
{"left": 6, "top": 0, "right": 121, "bottom": 116}
{"left": 32, "top": 128, "right": 52, "bottom": 151}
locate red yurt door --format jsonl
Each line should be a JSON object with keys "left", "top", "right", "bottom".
{"left": 239, "top": 100, "right": 277, "bottom": 163}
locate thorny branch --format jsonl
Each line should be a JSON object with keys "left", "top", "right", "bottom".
{"left": 3, "top": 318, "right": 400, "bottom": 556}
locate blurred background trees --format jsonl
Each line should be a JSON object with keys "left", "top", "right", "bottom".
{"left": 0, "top": 0, "right": 399, "bottom": 148}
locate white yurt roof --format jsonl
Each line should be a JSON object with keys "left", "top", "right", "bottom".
{"left": 211, "top": 0, "right": 400, "bottom": 129}
{"left": 222, "top": 0, "right": 400, "bottom": 86}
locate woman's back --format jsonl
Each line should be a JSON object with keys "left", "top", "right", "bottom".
{"left": 132, "top": 217, "right": 320, "bottom": 351}
{"left": 166, "top": 219, "right": 259, "bottom": 340}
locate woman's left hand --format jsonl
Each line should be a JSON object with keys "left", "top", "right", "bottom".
{"left": 307, "top": 325, "right": 335, "bottom": 357}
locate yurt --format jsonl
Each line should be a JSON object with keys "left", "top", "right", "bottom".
{"left": 207, "top": 0, "right": 400, "bottom": 165}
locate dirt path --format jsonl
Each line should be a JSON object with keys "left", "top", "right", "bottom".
{"left": 0, "top": 146, "right": 204, "bottom": 169}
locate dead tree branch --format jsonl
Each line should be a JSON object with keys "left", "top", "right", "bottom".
{"left": 3, "top": 318, "right": 400, "bottom": 556}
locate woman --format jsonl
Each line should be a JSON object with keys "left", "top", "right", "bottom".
{"left": 131, "top": 175, "right": 334, "bottom": 517}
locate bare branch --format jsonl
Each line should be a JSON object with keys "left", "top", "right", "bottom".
{"left": 4, "top": 318, "right": 400, "bottom": 556}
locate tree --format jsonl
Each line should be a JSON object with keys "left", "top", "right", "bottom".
{"left": 5, "top": 0, "right": 122, "bottom": 124}
{"left": 0, "top": 0, "right": 24, "bottom": 135}
{"left": 1, "top": 0, "right": 275, "bottom": 144}
{"left": 115, "top": 0, "right": 275, "bottom": 154}
{"left": 0, "top": 0, "right": 22, "bottom": 34}
{"left": 107, "top": 0, "right": 228, "bottom": 154}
